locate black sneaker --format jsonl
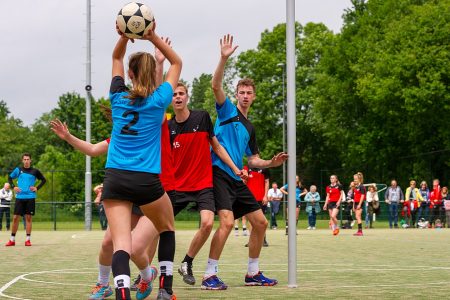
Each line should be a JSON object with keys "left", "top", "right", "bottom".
{"left": 156, "top": 288, "right": 176, "bottom": 300}
{"left": 130, "top": 274, "right": 141, "bottom": 291}
{"left": 178, "top": 262, "right": 196, "bottom": 285}
{"left": 263, "top": 240, "right": 269, "bottom": 247}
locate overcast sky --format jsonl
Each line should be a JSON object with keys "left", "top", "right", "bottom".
{"left": 0, "top": 0, "right": 351, "bottom": 126}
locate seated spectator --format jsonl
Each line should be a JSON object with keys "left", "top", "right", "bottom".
{"left": 304, "top": 185, "right": 320, "bottom": 230}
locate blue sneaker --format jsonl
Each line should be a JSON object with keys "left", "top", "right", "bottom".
{"left": 245, "top": 272, "right": 278, "bottom": 286}
{"left": 201, "top": 275, "right": 228, "bottom": 290}
{"left": 136, "top": 266, "right": 158, "bottom": 300}
{"left": 88, "top": 283, "right": 113, "bottom": 299}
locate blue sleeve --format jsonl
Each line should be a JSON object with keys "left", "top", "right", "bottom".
{"left": 283, "top": 184, "right": 288, "bottom": 190}
{"left": 215, "top": 97, "right": 236, "bottom": 120}
{"left": 9, "top": 168, "right": 19, "bottom": 180}
{"left": 153, "top": 82, "right": 173, "bottom": 109}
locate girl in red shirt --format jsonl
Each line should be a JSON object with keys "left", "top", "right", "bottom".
{"left": 323, "top": 175, "right": 343, "bottom": 236}
{"left": 353, "top": 172, "right": 366, "bottom": 236}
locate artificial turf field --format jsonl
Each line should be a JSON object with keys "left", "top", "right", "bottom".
{"left": 1, "top": 222, "right": 450, "bottom": 299}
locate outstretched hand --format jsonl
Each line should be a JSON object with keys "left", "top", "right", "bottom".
{"left": 155, "top": 37, "right": 171, "bottom": 64}
{"left": 220, "top": 34, "right": 238, "bottom": 59}
{"left": 50, "top": 119, "right": 70, "bottom": 141}
{"left": 269, "top": 152, "right": 289, "bottom": 168}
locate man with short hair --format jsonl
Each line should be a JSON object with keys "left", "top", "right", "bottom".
{"left": 0, "top": 183, "right": 13, "bottom": 231}
{"left": 6, "top": 153, "right": 46, "bottom": 246}
{"left": 268, "top": 182, "right": 283, "bottom": 229}
{"left": 385, "top": 179, "right": 404, "bottom": 229}
{"left": 201, "top": 34, "right": 288, "bottom": 290}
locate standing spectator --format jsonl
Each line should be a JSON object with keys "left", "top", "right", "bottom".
{"left": 0, "top": 183, "right": 13, "bottom": 231}
{"left": 323, "top": 175, "right": 343, "bottom": 235}
{"left": 442, "top": 187, "right": 450, "bottom": 228}
{"left": 267, "top": 182, "right": 283, "bottom": 230}
{"left": 305, "top": 185, "right": 320, "bottom": 230}
{"left": 384, "top": 180, "right": 404, "bottom": 229}
{"left": 94, "top": 184, "right": 108, "bottom": 230}
{"left": 416, "top": 181, "right": 430, "bottom": 226}
{"left": 280, "top": 175, "right": 308, "bottom": 235}
{"left": 440, "top": 187, "right": 449, "bottom": 227}
{"left": 352, "top": 172, "right": 366, "bottom": 236}
{"left": 430, "top": 179, "right": 443, "bottom": 228}
{"left": 404, "top": 180, "right": 423, "bottom": 228}
{"left": 365, "top": 184, "right": 379, "bottom": 229}
{"left": 342, "top": 182, "right": 355, "bottom": 229}
{"left": 6, "top": 153, "right": 46, "bottom": 246}
{"left": 243, "top": 166, "right": 270, "bottom": 247}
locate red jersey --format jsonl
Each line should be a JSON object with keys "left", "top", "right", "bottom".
{"left": 326, "top": 184, "right": 343, "bottom": 202}
{"left": 353, "top": 184, "right": 366, "bottom": 203}
{"left": 105, "top": 116, "right": 175, "bottom": 192}
{"left": 169, "top": 110, "right": 215, "bottom": 191}
{"left": 244, "top": 166, "right": 270, "bottom": 201}
{"left": 430, "top": 186, "right": 442, "bottom": 207}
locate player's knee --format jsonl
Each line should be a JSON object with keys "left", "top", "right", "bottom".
{"left": 254, "top": 217, "right": 268, "bottom": 230}
{"left": 101, "top": 236, "right": 113, "bottom": 252}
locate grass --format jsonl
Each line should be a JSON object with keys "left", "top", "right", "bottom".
{"left": 1, "top": 222, "right": 450, "bottom": 299}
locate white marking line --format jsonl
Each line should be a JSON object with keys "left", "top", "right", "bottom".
{"left": 0, "top": 268, "right": 96, "bottom": 300}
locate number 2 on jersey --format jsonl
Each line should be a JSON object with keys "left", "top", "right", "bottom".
{"left": 120, "top": 110, "right": 139, "bottom": 135}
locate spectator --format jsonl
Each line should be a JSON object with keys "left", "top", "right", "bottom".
{"left": 430, "top": 179, "right": 443, "bottom": 228}
{"left": 305, "top": 185, "right": 320, "bottom": 230}
{"left": 442, "top": 187, "right": 450, "bottom": 228}
{"left": 385, "top": 180, "right": 404, "bottom": 229}
{"left": 342, "top": 182, "right": 355, "bottom": 229}
{"left": 417, "top": 181, "right": 430, "bottom": 226}
{"left": 404, "top": 180, "right": 422, "bottom": 228}
{"left": 365, "top": 184, "right": 379, "bottom": 229}
{"left": 267, "top": 182, "right": 283, "bottom": 230}
{"left": 0, "top": 183, "right": 13, "bottom": 231}
{"left": 94, "top": 184, "right": 108, "bottom": 230}
{"left": 280, "top": 175, "right": 308, "bottom": 235}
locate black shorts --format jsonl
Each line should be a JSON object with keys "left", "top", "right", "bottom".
{"left": 213, "top": 167, "right": 261, "bottom": 220}
{"left": 353, "top": 202, "right": 363, "bottom": 210}
{"left": 258, "top": 201, "right": 268, "bottom": 214}
{"left": 131, "top": 190, "right": 176, "bottom": 217}
{"left": 173, "top": 188, "right": 215, "bottom": 216}
{"left": 327, "top": 202, "right": 338, "bottom": 210}
{"left": 101, "top": 168, "right": 165, "bottom": 206}
{"left": 14, "top": 199, "right": 35, "bottom": 216}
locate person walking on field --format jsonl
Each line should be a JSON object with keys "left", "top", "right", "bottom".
{"left": 6, "top": 153, "right": 46, "bottom": 247}
{"left": 0, "top": 183, "right": 13, "bottom": 231}
{"left": 201, "top": 34, "right": 288, "bottom": 290}
{"left": 323, "top": 175, "right": 343, "bottom": 235}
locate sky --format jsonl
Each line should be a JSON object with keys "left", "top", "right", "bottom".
{"left": 0, "top": 0, "right": 352, "bottom": 126}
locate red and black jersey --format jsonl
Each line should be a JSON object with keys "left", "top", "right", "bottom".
{"left": 104, "top": 116, "right": 175, "bottom": 192}
{"left": 354, "top": 184, "right": 366, "bottom": 203}
{"left": 326, "top": 184, "right": 343, "bottom": 202}
{"left": 169, "top": 110, "right": 215, "bottom": 191}
{"left": 244, "top": 166, "right": 270, "bottom": 202}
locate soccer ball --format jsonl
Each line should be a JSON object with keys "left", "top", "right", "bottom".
{"left": 117, "top": 2, "right": 155, "bottom": 39}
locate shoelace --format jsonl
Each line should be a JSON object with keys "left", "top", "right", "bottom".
{"left": 91, "top": 284, "right": 102, "bottom": 293}
{"left": 138, "top": 280, "right": 149, "bottom": 292}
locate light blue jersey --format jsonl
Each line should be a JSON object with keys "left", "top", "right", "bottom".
{"left": 106, "top": 77, "right": 173, "bottom": 173}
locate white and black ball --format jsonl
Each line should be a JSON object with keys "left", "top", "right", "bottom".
{"left": 117, "top": 2, "right": 155, "bottom": 39}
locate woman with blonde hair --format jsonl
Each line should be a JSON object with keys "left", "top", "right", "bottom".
{"left": 353, "top": 172, "right": 366, "bottom": 236}
{"left": 365, "top": 184, "right": 379, "bottom": 229}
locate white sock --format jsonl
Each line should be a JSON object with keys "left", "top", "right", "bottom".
{"left": 159, "top": 261, "right": 173, "bottom": 276}
{"left": 113, "top": 274, "right": 130, "bottom": 289}
{"left": 140, "top": 265, "right": 154, "bottom": 281}
{"left": 10, "top": 235, "right": 15, "bottom": 242}
{"left": 204, "top": 258, "right": 218, "bottom": 277}
{"left": 248, "top": 257, "right": 259, "bottom": 275}
{"left": 26, "top": 235, "right": 31, "bottom": 242}
{"left": 98, "top": 264, "right": 111, "bottom": 286}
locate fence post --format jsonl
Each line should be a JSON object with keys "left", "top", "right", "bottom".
{"left": 53, "top": 202, "right": 57, "bottom": 231}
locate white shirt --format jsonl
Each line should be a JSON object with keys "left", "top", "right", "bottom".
{"left": 268, "top": 188, "right": 283, "bottom": 201}
{"left": 0, "top": 188, "right": 13, "bottom": 208}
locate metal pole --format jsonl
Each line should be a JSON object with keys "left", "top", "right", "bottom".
{"left": 286, "top": 0, "right": 297, "bottom": 288}
{"left": 85, "top": 0, "right": 92, "bottom": 231}
{"left": 277, "top": 63, "right": 287, "bottom": 221}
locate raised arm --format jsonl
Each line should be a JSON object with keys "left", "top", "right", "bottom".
{"left": 112, "top": 28, "right": 130, "bottom": 78}
{"left": 50, "top": 119, "right": 108, "bottom": 157}
{"left": 212, "top": 34, "right": 238, "bottom": 105}
{"left": 144, "top": 29, "right": 182, "bottom": 90}
{"left": 247, "top": 152, "right": 288, "bottom": 169}
{"left": 155, "top": 37, "right": 171, "bottom": 86}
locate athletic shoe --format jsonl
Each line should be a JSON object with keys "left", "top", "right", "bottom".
{"left": 130, "top": 275, "right": 141, "bottom": 291}
{"left": 25, "top": 240, "right": 32, "bottom": 246}
{"left": 234, "top": 229, "right": 239, "bottom": 237}
{"left": 244, "top": 243, "right": 249, "bottom": 247}
{"left": 245, "top": 271, "right": 278, "bottom": 286}
{"left": 350, "top": 221, "right": 355, "bottom": 227}
{"left": 353, "top": 231, "right": 363, "bottom": 236}
{"left": 136, "top": 266, "right": 158, "bottom": 300}
{"left": 5, "top": 240, "right": 15, "bottom": 246}
{"left": 263, "top": 240, "right": 269, "bottom": 247}
{"left": 312, "top": 227, "right": 316, "bottom": 230}
{"left": 307, "top": 226, "right": 312, "bottom": 230}
{"left": 271, "top": 226, "right": 277, "bottom": 230}
{"left": 333, "top": 228, "right": 340, "bottom": 236}
{"left": 178, "top": 262, "right": 195, "bottom": 285}
{"left": 243, "top": 229, "right": 249, "bottom": 237}
{"left": 88, "top": 283, "right": 113, "bottom": 300}
{"left": 201, "top": 275, "right": 228, "bottom": 290}
{"left": 156, "top": 289, "right": 176, "bottom": 300}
